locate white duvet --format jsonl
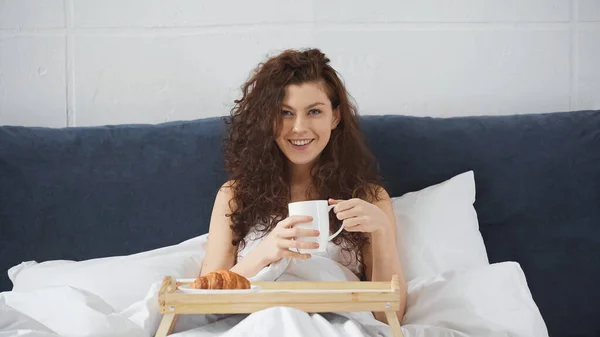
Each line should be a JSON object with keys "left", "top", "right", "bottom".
{"left": 0, "top": 234, "right": 548, "bottom": 337}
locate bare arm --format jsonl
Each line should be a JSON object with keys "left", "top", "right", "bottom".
{"left": 361, "top": 188, "right": 408, "bottom": 324}
{"left": 199, "top": 181, "right": 238, "bottom": 276}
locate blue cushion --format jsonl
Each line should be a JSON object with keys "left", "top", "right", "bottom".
{"left": 0, "top": 118, "right": 228, "bottom": 289}
{"left": 360, "top": 110, "right": 600, "bottom": 337}
{"left": 1, "top": 110, "right": 599, "bottom": 337}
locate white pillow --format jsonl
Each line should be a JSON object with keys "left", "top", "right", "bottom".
{"left": 402, "top": 262, "right": 549, "bottom": 336}
{"left": 392, "top": 170, "right": 489, "bottom": 281}
{"left": 8, "top": 235, "right": 207, "bottom": 312}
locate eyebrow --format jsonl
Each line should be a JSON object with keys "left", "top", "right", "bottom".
{"left": 281, "top": 102, "right": 325, "bottom": 110}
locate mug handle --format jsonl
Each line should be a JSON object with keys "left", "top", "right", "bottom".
{"left": 327, "top": 204, "right": 344, "bottom": 241}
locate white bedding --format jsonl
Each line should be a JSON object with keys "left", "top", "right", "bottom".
{"left": 0, "top": 234, "right": 549, "bottom": 337}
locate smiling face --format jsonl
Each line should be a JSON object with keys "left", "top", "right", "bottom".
{"left": 275, "top": 81, "right": 340, "bottom": 169}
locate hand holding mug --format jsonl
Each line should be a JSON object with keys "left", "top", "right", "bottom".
{"left": 329, "top": 198, "right": 391, "bottom": 233}
{"left": 255, "top": 215, "right": 321, "bottom": 265}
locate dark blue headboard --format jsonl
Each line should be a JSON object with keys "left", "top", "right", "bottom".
{"left": 1, "top": 110, "right": 599, "bottom": 336}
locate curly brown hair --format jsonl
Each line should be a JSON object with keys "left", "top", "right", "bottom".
{"left": 223, "top": 48, "right": 382, "bottom": 278}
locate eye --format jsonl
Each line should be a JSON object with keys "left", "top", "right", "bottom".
{"left": 281, "top": 110, "right": 293, "bottom": 116}
{"left": 308, "top": 109, "right": 322, "bottom": 115}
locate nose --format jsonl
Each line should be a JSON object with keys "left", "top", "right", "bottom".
{"left": 292, "top": 114, "right": 308, "bottom": 133}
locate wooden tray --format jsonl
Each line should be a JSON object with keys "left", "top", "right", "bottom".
{"left": 156, "top": 275, "right": 405, "bottom": 337}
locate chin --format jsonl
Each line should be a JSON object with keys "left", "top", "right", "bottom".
{"left": 285, "top": 154, "right": 319, "bottom": 166}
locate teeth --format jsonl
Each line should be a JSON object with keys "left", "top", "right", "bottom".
{"left": 290, "top": 139, "right": 312, "bottom": 146}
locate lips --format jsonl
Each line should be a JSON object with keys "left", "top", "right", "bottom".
{"left": 289, "top": 139, "right": 314, "bottom": 146}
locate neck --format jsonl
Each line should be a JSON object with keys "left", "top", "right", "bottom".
{"left": 288, "top": 162, "right": 313, "bottom": 202}
{"left": 289, "top": 162, "right": 312, "bottom": 185}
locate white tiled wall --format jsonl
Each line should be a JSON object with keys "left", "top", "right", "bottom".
{"left": 0, "top": 0, "right": 598, "bottom": 127}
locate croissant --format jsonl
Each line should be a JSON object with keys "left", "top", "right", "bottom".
{"left": 190, "top": 270, "right": 251, "bottom": 290}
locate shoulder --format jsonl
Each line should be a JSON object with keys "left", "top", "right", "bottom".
{"left": 215, "top": 180, "right": 235, "bottom": 197}
{"left": 366, "top": 184, "right": 397, "bottom": 233}
{"left": 366, "top": 183, "right": 392, "bottom": 204}
{"left": 366, "top": 184, "right": 395, "bottom": 221}
{"left": 374, "top": 184, "right": 391, "bottom": 199}
{"left": 214, "top": 180, "right": 237, "bottom": 209}
{"left": 219, "top": 180, "right": 235, "bottom": 193}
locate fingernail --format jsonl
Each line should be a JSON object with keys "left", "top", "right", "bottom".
{"left": 313, "top": 243, "right": 319, "bottom": 248}
{"left": 314, "top": 230, "right": 320, "bottom": 235}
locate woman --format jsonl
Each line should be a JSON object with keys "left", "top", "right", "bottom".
{"left": 200, "top": 48, "right": 407, "bottom": 324}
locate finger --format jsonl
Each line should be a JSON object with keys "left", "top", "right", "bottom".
{"left": 344, "top": 224, "right": 364, "bottom": 232}
{"left": 332, "top": 198, "right": 362, "bottom": 213}
{"left": 328, "top": 198, "right": 344, "bottom": 205}
{"left": 335, "top": 206, "right": 363, "bottom": 221}
{"left": 277, "top": 238, "right": 320, "bottom": 250}
{"left": 278, "top": 228, "right": 320, "bottom": 239}
{"left": 278, "top": 216, "right": 313, "bottom": 228}
{"left": 342, "top": 216, "right": 363, "bottom": 230}
{"left": 282, "top": 249, "right": 311, "bottom": 260}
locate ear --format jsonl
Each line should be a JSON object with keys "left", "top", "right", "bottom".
{"left": 331, "top": 107, "right": 341, "bottom": 129}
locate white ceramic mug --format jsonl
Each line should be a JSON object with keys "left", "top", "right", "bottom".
{"left": 287, "top": 200, "right": 345, "bottom": 253}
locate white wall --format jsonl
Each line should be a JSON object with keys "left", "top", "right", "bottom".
{"left": 0, "top": 1, "right": 599, "bottom": 128}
